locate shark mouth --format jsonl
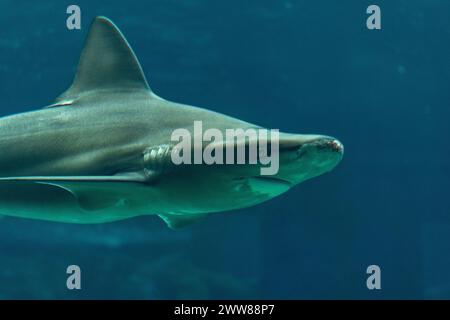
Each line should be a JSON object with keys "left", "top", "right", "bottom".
{"left": 249, "top": 176, "right": 292, "bottom": 187}
{"left": 246, "top": 176, "right": 292, "bottom": 198}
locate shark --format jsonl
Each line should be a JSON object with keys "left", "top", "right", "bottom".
{"left": 0, "top": 16, "right": 343, "bottom": 229}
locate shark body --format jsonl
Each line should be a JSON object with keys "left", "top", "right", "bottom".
{"left": 0, "top": 17, "right": 343, "bottom": 228}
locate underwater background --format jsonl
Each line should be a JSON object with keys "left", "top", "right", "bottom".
{"left": 0, "top": 0, "right": 449, "bottom": 299}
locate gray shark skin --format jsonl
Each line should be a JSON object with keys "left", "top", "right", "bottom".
{"left": 0, "top": 17, "right": 343, "bottom": 229}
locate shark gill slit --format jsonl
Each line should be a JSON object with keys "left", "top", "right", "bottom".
{"left": 143, "top": 144, "right": 173, "bottom": 174}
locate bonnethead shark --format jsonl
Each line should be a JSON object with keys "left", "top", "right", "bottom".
{"left": 0, "top": 16, "right": 343, "bottom": 229}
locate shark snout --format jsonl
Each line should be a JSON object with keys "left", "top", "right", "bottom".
{"left": 278, "top": 133, "right": 344, "bottom": 155}
{"left": 273, "top": 134, "right": 344, "bottom": 185}
{"left": 327, "top": 139, "right": 344, "bottom": 153}
{"left": 307, "top": 137, "right": 344, "bottom": 155}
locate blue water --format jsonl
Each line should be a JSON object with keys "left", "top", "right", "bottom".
{"left": 0, "top": 0, "right": 449, "bottom": 299}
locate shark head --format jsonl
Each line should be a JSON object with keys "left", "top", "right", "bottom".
{"left": 152, "top": 128, "right": 344, "bottom": 215}
{"left": 269, "top": 133, "right": 344, "bottom": 186}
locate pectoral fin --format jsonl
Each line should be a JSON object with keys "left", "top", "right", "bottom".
{"left": 38, "top": 181, "right": 133, "bottom": 211}
{"left": 0, "top": 175, "right": 152, "bottom": 212}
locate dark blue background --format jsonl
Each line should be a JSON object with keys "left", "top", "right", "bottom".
{"left": 0, "top": 0, "right": 449, "bottom": 299}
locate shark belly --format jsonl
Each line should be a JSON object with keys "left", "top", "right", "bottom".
{"left": 0, "top": 180, "right": 152, "bottom": 223}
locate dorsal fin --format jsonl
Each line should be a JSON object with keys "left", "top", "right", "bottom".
{"left": 54, "top": 16, "right": 152, "bottom": 105}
